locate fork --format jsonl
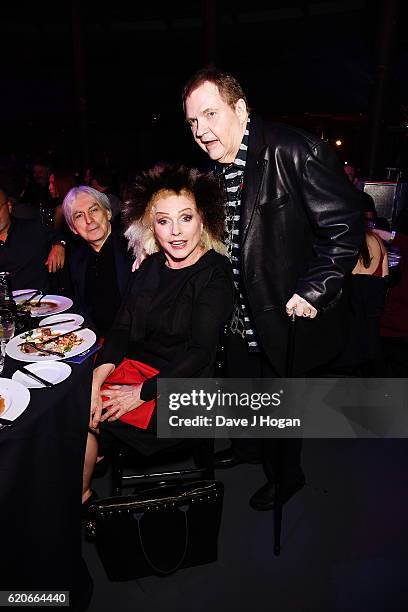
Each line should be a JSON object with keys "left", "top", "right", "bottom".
{"left": 20, "top": 290, "right": 41, "bottom": 307}
{"left": 33, "top": 293, "right": 47, "bottom": 308}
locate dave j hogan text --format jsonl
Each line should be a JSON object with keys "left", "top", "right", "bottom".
{"left": 168, "top": 414, "right": 301, "bottom": 429}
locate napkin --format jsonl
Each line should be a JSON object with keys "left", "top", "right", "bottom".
{"left": 65, "top": 341, "right": 102, "bottom": 364}
{"left": 101, "top": 359, "right": 158, "bottom": 430}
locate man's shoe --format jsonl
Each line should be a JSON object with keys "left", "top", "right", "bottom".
{"left": 214, "top": 448, "right": 260, "bottom": 469}
{"left": 249, "top": 475, "right": 305, "bottom": 511}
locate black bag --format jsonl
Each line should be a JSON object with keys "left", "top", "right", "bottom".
{"left": 86, "top": 480, "right": 224, "bottom": 581}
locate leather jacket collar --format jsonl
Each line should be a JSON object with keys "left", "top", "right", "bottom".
{"left": 240, "top": 114, "right": 268, "bottom": 245}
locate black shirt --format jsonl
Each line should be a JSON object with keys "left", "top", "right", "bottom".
{"left": 0, "top": 216, "right": 54, "bottom": 291}
{"left": 84, "top": 232, "right": 121, "bottom": 336}
{"left": 96, "top": 250, "right": 235, "bottom": 401}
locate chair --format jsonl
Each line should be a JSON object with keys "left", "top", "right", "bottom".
{"left": 109, "top": 335, "right": 228, "bottom": 496}
{"left": 107, "top": 437, "right": 285, "bottom": 561}
{"left": 86, "top": 439, "right": 220, "bottom": 581}
{"left": 110, "top": 438, "right": 215, "bottom": 496}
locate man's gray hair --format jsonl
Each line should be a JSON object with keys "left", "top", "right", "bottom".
{"left": 62, "top": 186, "right": 112, "bottom": 232}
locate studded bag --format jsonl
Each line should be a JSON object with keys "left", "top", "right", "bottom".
{"left": 86, "top": 480, "right": 224, "bottom": 581}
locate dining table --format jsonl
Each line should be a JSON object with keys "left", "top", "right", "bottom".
{"left": 0, "top": 346, "right": 94, "bottom": 610}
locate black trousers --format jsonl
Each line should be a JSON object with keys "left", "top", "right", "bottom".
{"left": 224, "top": 332, "right": 303, "bottom": 483}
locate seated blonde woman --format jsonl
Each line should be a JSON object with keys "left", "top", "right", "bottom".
{"left": 82, "top": 163, "right": 234, "bottom": 507}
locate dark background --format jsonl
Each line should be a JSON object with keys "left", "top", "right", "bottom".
{"left": 2, "top": 0, "right": 408, "bottom": 177}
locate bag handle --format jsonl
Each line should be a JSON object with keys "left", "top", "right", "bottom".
{"left": 134, "top": 504, "right": 190, "bottom": 575}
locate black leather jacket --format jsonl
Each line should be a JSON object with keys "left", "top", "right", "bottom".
{"left": 237, "top": 115, "right": 365, "bottom": 374}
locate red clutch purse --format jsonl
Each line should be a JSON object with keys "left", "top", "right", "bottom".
{"left": 101, "top": 359, "right": 159, "bottom": 430}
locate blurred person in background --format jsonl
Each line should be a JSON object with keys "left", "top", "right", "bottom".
{"left": 373, "top": 208, "right": 408, "bottom": 377}
{"left": 0, "top": 186, "right": 65, "bottom": 290}
{"left": 343, "top": 163, "right": 377, "bottom": 220}
{"left": 20, "top": 159, "right": 64, "bottom": 230}
{"left": 21, "top": 159, "right": 52, "bottom": 208}
{"left": 89, "top": 166, "right": 122, "bottom": 221}
{"left": 48, "top": 169, "right": 77, "bottom": 231}
{"left": 330, "top": 228, "right": 388, "bottom": 376}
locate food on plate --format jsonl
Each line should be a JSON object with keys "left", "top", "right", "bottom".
{"left": 20, "top": 328, "right": 84, "bottom": 355}
{"left": 29, "top": 301, "right": 59, "bottom": 314}
{"left": 16, "top": 302, "right": 30, "bottom": 313}
{"left": 16, "top": 300, "right": 58, "bottom": 316}
{"left": 0, "top": 395, "right": 4, "bottom": 415}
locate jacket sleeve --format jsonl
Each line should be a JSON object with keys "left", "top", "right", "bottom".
{"left": 296, "top": 140, "right": 365, "bottom": 310}
{"left": 41, "top": 222, "right": 64, "bottom": 247}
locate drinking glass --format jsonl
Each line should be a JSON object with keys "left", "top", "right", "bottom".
{"left": 0, "top": 308, "right": 16, "bottom": 374}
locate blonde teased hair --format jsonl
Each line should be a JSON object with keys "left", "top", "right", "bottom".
{"left": 123, "top": 163, "right": 227, "bottom": 264}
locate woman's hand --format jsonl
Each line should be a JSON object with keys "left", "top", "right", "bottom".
{"left": 90, "top": 381, "right": 104, "bottom": 430}
{"left": 45, "top": 243, "right": 65, "bottom": 273}
{"left": 90, "top": 363, "right": 115, "bottom": 429}
{"left": 99, "top": 383, "right": 144, "bottom": 423}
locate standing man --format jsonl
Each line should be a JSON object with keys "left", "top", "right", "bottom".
{"left": 183, "top": 68, "right": 364, "bottom": 510}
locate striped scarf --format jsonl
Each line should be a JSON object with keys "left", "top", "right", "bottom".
{"left": 219, "top": 117, "right": 259, "bottom": 351}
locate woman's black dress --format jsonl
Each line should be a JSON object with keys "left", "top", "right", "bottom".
{"left": 95, "top": 249, "right": 234, "bottom": 455}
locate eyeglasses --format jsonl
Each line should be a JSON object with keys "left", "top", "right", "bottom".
{"left": 0, "top": 200, "right": 9, "bottom": 208}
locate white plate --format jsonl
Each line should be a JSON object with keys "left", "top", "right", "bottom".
{"left": 12, "top": 362, "right": 72, "bottom": 389}
{"left": 13, "top": 294, "right": 73, "bottom": 317}
{"left": 6, "top": 327, "right": 97, "bottom": 362}
{"left": 39, "top": 313, "right": 84, "bottom": 332}
{"left": 0, "top": 378, "right": 30, "bottom": 421}
{"left": 0, "top": 387, "right": 13, "bottom": 417}
{"left": 12, "top": 289, "right": 38, "bottom": 298}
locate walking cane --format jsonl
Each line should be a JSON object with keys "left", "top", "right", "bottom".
{"left": 285, "top": 312, "right": 297, "bottom": 378}
{"left": 274, "top": 312, "right": 297, "bottom": 556}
